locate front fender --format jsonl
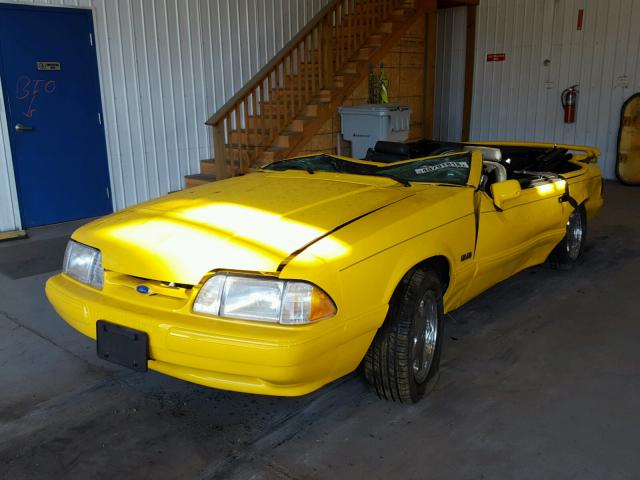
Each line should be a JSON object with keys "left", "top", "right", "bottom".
{"left": 336, "top": 212, "right": 476, "bottom": 327}
{"left": 280, "top": 187, "right": 477, "bottom": 348}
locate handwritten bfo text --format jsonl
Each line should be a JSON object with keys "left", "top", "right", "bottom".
{"left": 15, "top": 75, "right": 57, "bottom": 119}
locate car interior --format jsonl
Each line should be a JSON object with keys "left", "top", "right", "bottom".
{"left": 364, "top": 140, "right": 583, "bottom": 194}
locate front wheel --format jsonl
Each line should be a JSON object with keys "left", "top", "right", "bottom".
{"left": 549, "top": 205, "right": 587, "bottom": 269}
{"left": 363, "top": 269, "right": 444, "bottom": 403}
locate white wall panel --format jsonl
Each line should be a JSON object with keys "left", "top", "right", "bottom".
{"left": 0, "top": 78, "right": 21, "bottom": 232}
{"left": 436, "top": 0, "right": 640, "bottom": 179}
{"left": 0, "top": 0, "right": 330, "bottom": 232}
{"left": 434, "top": 6, "right": 467, "bottom": 141}
{"left": 480, "top": 0, "right": 640, "bottom": 179}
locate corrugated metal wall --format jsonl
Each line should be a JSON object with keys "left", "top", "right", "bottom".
{"left": 434, "top": 6, "right": 467, "bottom": 141}
{"left": 0, "top": 0, "right": 330, "bottom": 232}
{"left": 0, "top": 82, "right": 21, "bottom": 232}
{"left": 435, "top": 0, "right": 640, "bottom": 179}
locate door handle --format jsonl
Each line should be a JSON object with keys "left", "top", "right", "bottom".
{"left": 15, "top": 123, "right": 33, "bottom": 132}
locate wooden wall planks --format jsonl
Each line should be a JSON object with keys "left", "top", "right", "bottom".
{"left": 299, "top": 18, "right": 428, "bottom": 158}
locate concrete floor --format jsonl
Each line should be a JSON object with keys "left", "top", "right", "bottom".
{"left": 0, "top": 182, "right": 638, "bottom": 480}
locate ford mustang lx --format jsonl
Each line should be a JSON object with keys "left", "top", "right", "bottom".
{"left": 46, "top": 140, "right": 603, "bottom": 403}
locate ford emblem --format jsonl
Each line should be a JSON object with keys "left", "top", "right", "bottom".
{"left": 136, "top": 285, "right": 151, "bottom": 295}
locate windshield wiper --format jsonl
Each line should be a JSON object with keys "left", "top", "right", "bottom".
{"left": 381, "top": 174, "right": 411, "bottom": 187}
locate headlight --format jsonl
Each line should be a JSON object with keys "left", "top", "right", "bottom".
{"left": 63, "top": 240, "right": 104, "bottom": 290}
{"left": 193, "top": 274, "right": 336, "bottom": 325}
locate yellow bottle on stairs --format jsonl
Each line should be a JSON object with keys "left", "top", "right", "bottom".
{"left": 379, "top": 63, "right": 389, "bottom": 104}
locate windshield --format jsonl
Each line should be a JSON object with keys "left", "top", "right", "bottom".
{"left": 263, "top": 153, "right": 471, "bottom": 186}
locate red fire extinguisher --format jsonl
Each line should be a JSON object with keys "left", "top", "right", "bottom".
{"left": 561, "top": 85, "right": 579, "bottom": 123}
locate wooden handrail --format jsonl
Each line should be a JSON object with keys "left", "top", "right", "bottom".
{"left": 206, "top": 0, "right": 341, "bottom": 127}
{"left": 207, "top": 0, "right": 406, "bottom": 179}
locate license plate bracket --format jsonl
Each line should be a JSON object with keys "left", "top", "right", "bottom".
{"left": 96, "top": 320, "right": 148, "bottom": 372}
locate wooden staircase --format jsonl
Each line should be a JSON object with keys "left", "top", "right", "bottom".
{"left": 186, "top": 0, "right": 437, "bottom": 188}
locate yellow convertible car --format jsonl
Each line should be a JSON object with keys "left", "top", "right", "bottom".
{"left": 46, "top": 140, "right": 603, "bottom": 403}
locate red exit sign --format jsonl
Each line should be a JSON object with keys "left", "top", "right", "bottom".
{"left": 487, "top": 53, "right": 506, "bottom": 62}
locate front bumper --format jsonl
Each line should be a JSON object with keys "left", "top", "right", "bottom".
{"left": 46, "top": 274, "right": 382, "bottom": 396}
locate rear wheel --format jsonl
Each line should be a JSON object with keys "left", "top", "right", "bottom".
{"left": 364, "top": 269, "right": 444, "bottom": 403}
{"left": 549, "top": 205, "right": 587, "bottom": 269}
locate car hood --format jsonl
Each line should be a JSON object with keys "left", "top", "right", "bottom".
{"left": 72, "top": 172, "right": 415, "bottom": 285}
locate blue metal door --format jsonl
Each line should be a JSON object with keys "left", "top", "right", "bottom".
{"left": 0, "top": 4, "right": 112, "bottom": 228}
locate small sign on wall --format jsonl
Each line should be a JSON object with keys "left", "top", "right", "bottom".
{"left": 486, "top": 53, "right": 506, "bottom": 62}
{"left": 36, "top": 61, "right": 61, "bottom": 71}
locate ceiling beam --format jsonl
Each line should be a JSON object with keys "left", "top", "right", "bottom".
{"left": 437, "top": 0, "right": 479, "bottom": 8}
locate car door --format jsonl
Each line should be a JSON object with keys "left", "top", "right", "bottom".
{"left": 465, "top": 179, "right": 566, "bottom": 300}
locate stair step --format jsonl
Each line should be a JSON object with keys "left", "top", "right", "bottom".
{"left": 268, "top": 92, "right": 318, "bottom": 104}
{"left": 334, "top": 72, "right": 358, "bottom": 88}
{"left": 248, "top": 111, "right": 317, "bottom": 135}
{"left": 269, "top": 87, "right": 329, "bottom": 102}
{"left": 337, "top": 33, "right": 378, "bottom": 47}
{"left": 340, "top": 61, "right": 358, "bottom": 73}
{"left": 275, "top": 131, "right": 303, "bottom": 149}
{"left": 199, "top": 159, "right": 217, "bottom": 176}
{"left": 342, "top": 11, "right": 384, "bottom": 23}
{"left": 333, "top": 68, "right": 360, "bottom": 82}
{"left": 261, "top": 146, "right": 289, "bottom": 163}
{"left": 271, "top": 82, "right": 322, "bottom": 96}
{"left": 247, "top": 115, "right": 285, "bottom": 129}
{"left": 290, "top": 116, "right": 316, "bottom": 132}
{"left": 302, "top": 90, "right": 331, "bottom": 103}
{"left": 381, "top": 21, "right": 394, "bottom": 33}
{"left": 313, "top": 94, "right": 332, "bottom": 104}
{"left": 368, "top": 34, "right": 383, "bottom": 46}
{"left": 260, "top": 101, "right": 319, "bottom": 118}
{"left": 356, "top": 47, "right": 374, "bottom": 60}
{"left": 260, "top": 103, "right": 304, "bottom": 117}
{"left": 226, "top": 143, "right": 271, "bottom": 151}
{"left": 185, "top": 174, "right": 216, "bottom": 188}
{"left": 228, "top": 128, "right": 272, "bottom": 144}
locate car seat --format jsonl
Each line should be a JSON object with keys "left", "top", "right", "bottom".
{"left": 463, "top": 146, "right": 507, "bottom": 192}
{"left": 365, "top": 141, "right": 411, "bottom": 163}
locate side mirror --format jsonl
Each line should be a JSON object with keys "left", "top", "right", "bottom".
{"left": 491, "top": 179, "right": 521, "bottom": 210}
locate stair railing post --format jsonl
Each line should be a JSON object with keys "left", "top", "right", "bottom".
{"left": 212, "top": 121, "right": 228, "bottom": 180}
{"left": 321, "top": 12, "right": 335, "bottom": 89}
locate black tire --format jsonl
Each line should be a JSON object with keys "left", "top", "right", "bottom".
{"left": 363, "top": 268, "right": 444, "bottom": 403}
{"left": 549, "top": 205, "right": 587, "bottom": 269}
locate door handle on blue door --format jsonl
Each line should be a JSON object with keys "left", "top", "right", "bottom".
{"left": 15, "top": 123, "right": 33, "bottom": 132}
